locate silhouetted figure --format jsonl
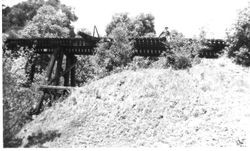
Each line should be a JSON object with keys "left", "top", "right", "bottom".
{"left": 159, "top": 26, "right": 171, "bottom": 41}
{"left": 159, "top": 26, "right": 171, "bottom": 50}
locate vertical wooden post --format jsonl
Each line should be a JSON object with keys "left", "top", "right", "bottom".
{"left": 24, "top": 53, "right": 36, "bottom": 85}
{"left": 29, "top": 62, "right": 36, "bottom": 83}
{"left": 39, "top": 54, "right": 43, "bottom": 73}
{"left": 46, "top": 48, "right": 58, "bottom": 81}
{"left": 26, "top": 54, "right": 36, "bottom": 84}
{"left": 64, "top": 54, "right": 71, "bottom": 86}
{"left": 70, "top": 55, "right": 77, "bottom": 87}
{"left": 54, "top": 50, "right": 64, "bottom": 86}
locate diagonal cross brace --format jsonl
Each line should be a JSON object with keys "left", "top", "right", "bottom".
{"left": 48, "top": 60, "right": 78, "bottom": 85}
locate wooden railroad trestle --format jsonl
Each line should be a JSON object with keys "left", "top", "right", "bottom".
{"left": 5, "top": 35, "right": 227, "bottom": 115}
{"left": 30, "top": 48, "right": 79, "bottom": 115}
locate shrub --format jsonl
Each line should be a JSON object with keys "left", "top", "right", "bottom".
{"left": 2, "top": 40, "right": 46, "bottom": 147}
{"left": 75, "top": 56, "right": 96, "bottom": 86}
{"left": 92, "top": 27, "right": 133, "bottom": 78}
{"left": 127, "top": 56, "right": 156, "bottom": 70}
{"left": 3, "top": 55, "right": 44, "bottom": 147}
{"left": 155, "top": 30, "right": 202, "bottom": 70}
{"left": 227, "top": 2, "right": 250, "bottom": 66}
{"left": 88, "top": 12, "right": 157, "bottom": 77}
{"left": 157, "top": 51, "right": 192, "bottom": 70}
{"left": 234, "top": 46, "right": 250, "bottom": 66}
{"left": 106, "top": 13, "right": 156, "bottom": 37}
{"left": 171, "top": 54, "right": 192, "bottom": 69}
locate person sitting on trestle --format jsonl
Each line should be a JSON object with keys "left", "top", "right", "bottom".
{"left": 159, "top": 26, "right": 171, "bottom": 41}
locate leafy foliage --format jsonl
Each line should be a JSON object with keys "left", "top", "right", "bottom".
{"left": 2, "top": 0, "right": 78, "bottom": 147}
{"left": 227, "top": 2, "right": 250, "bottom": 66}
{"left": 2, "top": 35, "right": 49, "bottom": 147}
{"left": 106, "top": 13, "right": 132, "bottom": 36}
{"left": 132, "top": 13, "right": 156, "bottom": 37}
{"left": 18, "top": 1, "right": 78, "bottom": 85}
{"left": 92, "top": 27, "right": 133, "bottom": 78}
{"left": 2, "top": 0, "right": 45, "bottom": 33}
{"left": 87, "top": 13, "right": 156, "bottom": 79}
{"left": 75, "top": 56, "right": 96, "bottom": 86}
{"left": 127, "top": 57, "right": 156, "bottom": 70}
{"left": 234, "top": 46, "right": 250, "bottom": 66}
{"left": 20, "top": 5, "right": 69, "bottom": 38}
{"left": 2, "top": 0, "right": 78, "bottom": 37}
{"left": 2, "top": 51, "right": 43, "bottom": 147}
{"left": 106, "top": 12, "right": 156, "bottom": 37}
{"left": 148, "top": 30, "right": 202, "bottom": 70}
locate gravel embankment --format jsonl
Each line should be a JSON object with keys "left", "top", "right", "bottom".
{"left": 17, "top": 57, "right": 250, "bottom": 147}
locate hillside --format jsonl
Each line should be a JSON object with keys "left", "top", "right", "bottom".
{"left": 16, "top": 57, "right": 250, "bottom": 147}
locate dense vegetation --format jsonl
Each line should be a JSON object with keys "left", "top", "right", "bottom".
{"left": 2, "top": 0, "right": 250, "bottom": 147}
{"left": 2, "top": 0, "right": 78, "bottom": 147}
{"left": 227, "top": 2, "right": 250, "bottom": 66}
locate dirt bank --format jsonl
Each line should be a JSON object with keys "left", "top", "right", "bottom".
{"left": 17, "top": 57, "right": 250, "bottom": 147}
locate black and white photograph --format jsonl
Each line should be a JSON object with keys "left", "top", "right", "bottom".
{"left": 1, "top": 0, "right": 250, "bottom": 148}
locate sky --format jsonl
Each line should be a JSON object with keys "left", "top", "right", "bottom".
{"left": 2, "top": 0, "right": 250, "bottom": 38}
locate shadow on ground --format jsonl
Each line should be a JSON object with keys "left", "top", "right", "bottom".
{"left": 24, "top": 130, "right": 61, "bottom": 148}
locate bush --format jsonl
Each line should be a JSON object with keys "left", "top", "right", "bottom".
{"left": 127, "top": 56, "right": 157, "bottom": 70}
{"left": 88, "top": 12, "right": 157, "bottom": 78}
{"left": 92, "top": 27, "right": 133, "bottom": 78}
{"left": 75, "top": 56, "right": 96, "bottom": 86}
{"left": 154, "top": 30, "right": 202, "bottom": 70}
{"left": 126, "top": 29, "right": 202, "bottom": 70}
{"left": 234, "top": 46, "right": 250, "bottom": 66}
{"left": 227, "top": 2, "right": 250, "bottom": 66}
{"left": 2, "top": 40, "right": 46, "bottom": 147}
{"left": 170, "top": 54, "right": 192, "bottom": 70}
{"left": 106, "top": 13, "right": 156, "bottom": 37}
{"left": 3, "top": 55, "right": 44, "bottom": 147}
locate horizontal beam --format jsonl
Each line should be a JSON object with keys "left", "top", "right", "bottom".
{"left": 38, "top": 85, "right": 75, "bottom": 91}
{"left": 34, "top": 46, "right": 96, "bottom": 54}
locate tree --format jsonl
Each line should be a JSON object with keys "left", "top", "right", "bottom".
{"left": 2, "top": 0, "right": 45, "bottom": 33}
{"left": 17, "top": 5, "right": 73, "bottom": 86}
{"left": 91, "top": 12, "right": 157, "bottom": 78}
{"left": 20, "top": 5, "right": 70, "bottom": 38}
{"left": 169, "top": 29, "right": 185, "bottom": 48}
{"left": 3, "top": 0, "right": 79, "bottom": 85}
{"left": 133, "top": 13, "right": 156, "bottom": 37}
{"left": 2, "top": 39, "right": 42, "bottom": 147}
{"left": 2, "top": 0, "right": 78, "bottom": 37}
{"left": 45, "top": 0, "right": 78, "bottom": 37}
{"left": 106, "top": 13, "right": 133, "bottom": 36}
{"left": 227, "top": 2, "right": 250, "bottom": 66}
{"left": 18, "top": 2, "right": 78, "bottom": 82}
{"left": 2, "top": 1, "right": 79, "bottom": 146}
{"left": 2, "top": 5, "right": 12, "bottom": 33}
{"left": 93, "top": 27, "right": 133, "bottom": 78}
{"left": 105, "top": 13, "right": 156, "bottom": 37}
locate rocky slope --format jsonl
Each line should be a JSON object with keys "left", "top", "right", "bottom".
{"left": 16, "top": 57, "right": 250, "bottom": 147}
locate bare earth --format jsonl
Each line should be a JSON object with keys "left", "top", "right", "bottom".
{"left": 17, "top": 57, "right": 250, "bottom": 147}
